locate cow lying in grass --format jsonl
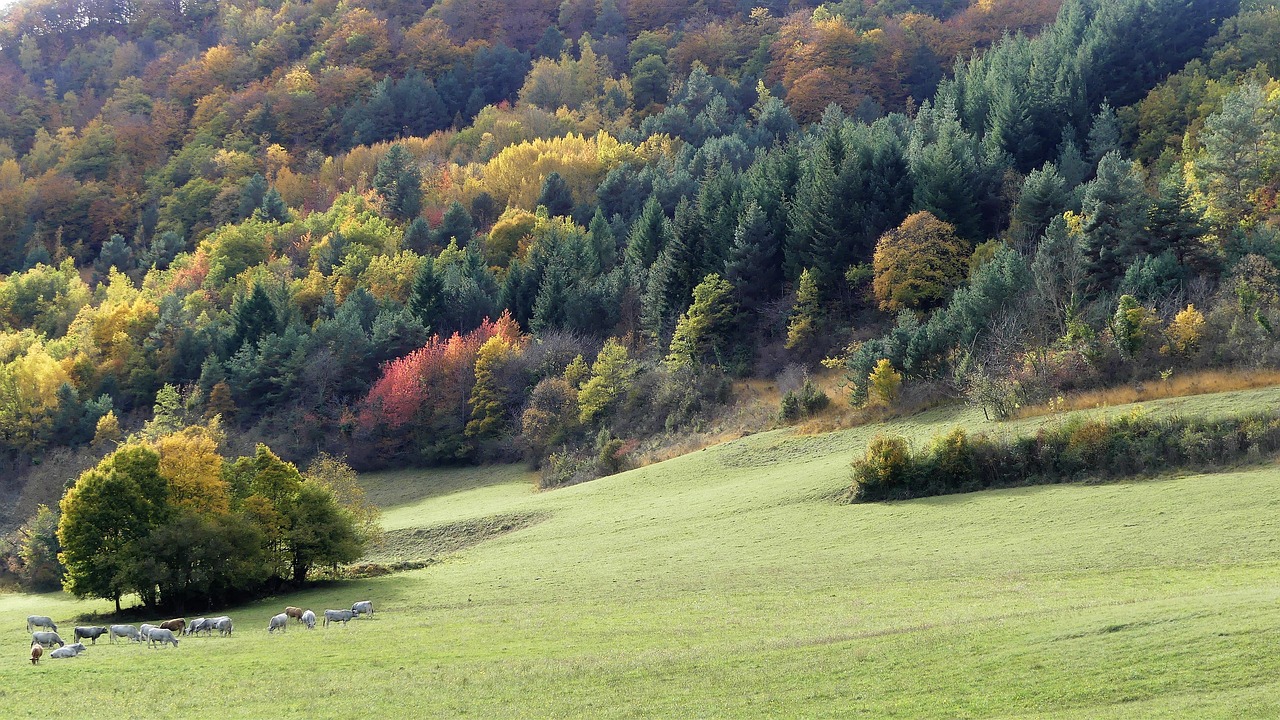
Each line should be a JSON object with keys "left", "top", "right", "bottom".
{"left": 50, "top": 643, "right": 86, "bottom": 659}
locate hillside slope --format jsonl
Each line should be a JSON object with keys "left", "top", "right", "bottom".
{"left": 2, "top": 389, "right": 1280, "bottom": 716}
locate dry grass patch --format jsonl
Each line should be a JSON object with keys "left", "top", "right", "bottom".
{"left": 1013, "top": 370, "right": 1280, "bottom": 419}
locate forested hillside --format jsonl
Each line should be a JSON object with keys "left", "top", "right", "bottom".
{"left": 0, "top": 0, "right": 1272, "bottom": 530}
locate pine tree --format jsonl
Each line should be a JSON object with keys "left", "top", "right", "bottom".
{"left": 238, "top": 174, "right": 268, "bottom": 221}
{"left": 403, "top": 217, "right": 432, "bottom": 254}
{"left": 231, "top": 284, "right": 279, "bottom": 353}
{"left": 409, "top": 256, "right": 441, "bottom": 328}
{"left": 786, "top": 150, "right": 838, "bottom": 280}
{"left": 786, "top": 268, "right": 822, "bottom": 351}
{"left": 257, "top": 188, "right": 290, "bottom": 223}
{"left": 1012, "top": 162, "right": 1069, "bottom": 246}
{"left": 626, "top": 195, "right": 669, "bottom": 269}
{"left": 1080, "top": 151, "right": 1150, "bottom": 292}
{"left": 665, "top": 274, "right": 737, "bottom": 369}
{"left": 1147, "top": 171, "right": 1214, "bottom": 274}
{"left": 373, "top": 144, "right": 423, "bottom": 221}
{"left": 95, "top": 233, "right": 134, "bottom": 274}
{"left": 536, "top": 172, "right": 574, "bottom": 218}
{"left": 1086, "top": 101, "right": 1122, "bottom": 170}
{"left": 588, "top": 209, "right": 617, "bottom": 271}
{"left": 724, "top": 200, "right": 781, "bottom": 310}
{"left": 434, "top": 201, "right": 474, "bottom": 247}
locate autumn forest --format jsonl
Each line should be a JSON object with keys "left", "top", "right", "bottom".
{"left": 0, "top": 0, "right": 1278, "bottom": 599}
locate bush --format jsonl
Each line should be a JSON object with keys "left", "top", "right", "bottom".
{"left": 851, "top": 411, "right": 1280, "bottom": 502}
{"left": 779, "top": 379, "right": 830, "bottom": 423}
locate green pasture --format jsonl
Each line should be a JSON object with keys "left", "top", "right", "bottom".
{"left": 3, "top": 387, "right": 1280, "bottom": 718}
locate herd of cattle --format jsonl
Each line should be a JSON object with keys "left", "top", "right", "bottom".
{"left": 25, "top": 601, "right": 374, "bottom": 664}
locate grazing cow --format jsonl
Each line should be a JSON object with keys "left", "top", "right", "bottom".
{"left": 323, "top": 609, "right": 356, "bottom": 627}
{"left": 146, "top": 627, "right": 179, "bottom": 648}
{"left": 285, "top": 606, "right": 304, "bottom": 624}
{"left": 268, "top": 613, "right": 288, "bottom": 633}
{"left": 31, "top": 631, "right": 64, "bottom": 648}
{"left": 300, "top": 610, "right": 316, "bottom": 629}
{"left": 74, "top": 626, "right": 109, "bottom": 644}
{"left": 185, "top": 618, "right": 213, "bottom": 636}
{"left": 212, "top": 617, "right": 233, "bottom": 637}
{"left": 351, "top": 601, "right": 374, "bottom": 618}
{"left": 159, "top": 618, "right": 186, "bottom": 634}
{"left": 50, "top": 643, "right": 86, "bottom": 659}
{"left": 30, "top": 642, "right": 42, "bottom": 665}
{"left": 109, "top": 625, "right": 139, "bottom": 643}
{"left": 26, "top": 615, "right": 56, "bottom": 633}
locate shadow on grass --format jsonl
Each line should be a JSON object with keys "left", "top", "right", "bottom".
{"left": 360, "top": 464, "right": 537, "bottom": 509}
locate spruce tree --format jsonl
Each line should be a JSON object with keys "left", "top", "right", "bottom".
{"left": 724, "top": 200, "right": 781, "bottom": 310}
{"left": 435, "top": 201, "right": 475, "bottom": 247}
{"left": 537, "top": 172, "right": 575, "bottom": 218}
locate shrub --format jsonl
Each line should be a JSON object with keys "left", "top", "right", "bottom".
{"left": 779, "top": 379, "right": 829, "bottom": 423}
{"left": 851, "top": 435, "right": 915, "bottom": 501}
{"left": 851, "top": 410, "right": 1280, "bottom": 502}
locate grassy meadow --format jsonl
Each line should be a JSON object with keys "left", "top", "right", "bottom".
{"left": 4, "top": 388, "right": 1280, "bottom": 717}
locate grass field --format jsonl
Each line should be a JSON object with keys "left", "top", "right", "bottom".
{"left": 4, "top": 387, "right": 1280, "bottom": 718}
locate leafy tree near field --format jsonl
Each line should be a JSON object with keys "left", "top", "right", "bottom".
{"left": 665, "top": 274, "right": 737, "bottom": 369}
{"left": 786, "top": 268, "right": 822, "bottom": 351}
{"left": 578, "top": 338, "right": 636, "bottom": 424}
{"left": 867, "top": 359, "right": 903, "bottom": 408}
{"left": 873, "top": 211, "right": 970, "bottom": 313}
{"left": 17, "top": 504, "right": 62, "bottom": 592}
{"left": 466, "top": 334, "right": 520, "bottom": 439}
{"left": 59, "top": 444, "right": 169, "bottom": 611}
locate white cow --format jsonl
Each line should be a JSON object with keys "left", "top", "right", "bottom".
{"left": 300, "top": 610, "right": 316, "bottom": 629}
{"left": 185, "top": 618, "right": 214, "bottom": 636}
{"left": 268, "top": 613, "right": 288, "bottom": 633}
{"left": 26, "top": 615, "right": 56, "bottom": 633}
{"left": 31, "top": 631, "right": 64, "bottom": 648}
{"left": 323, "top": 609, "right": 356, "bottom": 627}
{"left": 146, "top": 627, "right": 179, "bottom": 648}
{"left": 212, "top": 617, "right": 233, "bottom": 637}
{"left": 109, "top": 624, "right": 139, "bottom": 642}
{"left": 351, "top": 601, "right": 374, "bottom": 618}
{"left": 50, "top": 642, "right": 86, "bottom": 659}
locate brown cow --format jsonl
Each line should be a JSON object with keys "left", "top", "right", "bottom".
{"left": 284, "top": 606, "right": 304, "bottom": 624}
{"left": 159, "top": 618, "right": 186, "bottom": 634}
{"left": 30, "top": 642, "right": 42, "bottom": 665}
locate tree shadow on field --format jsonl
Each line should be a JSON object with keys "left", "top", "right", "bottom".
{"left": 360, "top": 464, "right": 536, "bottom": 509}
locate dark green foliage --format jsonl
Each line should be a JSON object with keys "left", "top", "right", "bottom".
{"left": 631, "top": 54, "right": 670, "bottom": 108}
{"left": 1080, "top": 151, "right": 1151, "bottom": 291}
{"left": 778, "top": 379, "right": 829, "bottom": 423}
{"left": 1012, "top": 163, "right": 1069, "bottom": 246}
{"left": 95, "top": 233, "right": 134, "bottom": 274}
{"left": 626, "top": 195, "right": 670, "bottom": 269}
{"left": 725, "top": 199, "right": 781, "bottom": 310}
{"left": 1118, "top": 251, "right": 1188, "bottom": 303}
{"left": 537, "top": 172, "right": 574, "bottom": 218}
{"left": 852, "top": 411, "right": 1280, "bottom": 502}
{"left": 435, "top": 201, "right": 475, "bottom": 247}
{"left": 373, "top": 144, "right": 423, "bottom": 221}
{"left": 230, "top": 284, "right": 280, "bottom": 354}
{"left": 403, "top": 217, "right": 433, "bottom": 254}
{"left": 238, "top": 174, "right": 268, "bottom": 221}
{"left": 257, "top": 188, "right": 290, "bottom": 223}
